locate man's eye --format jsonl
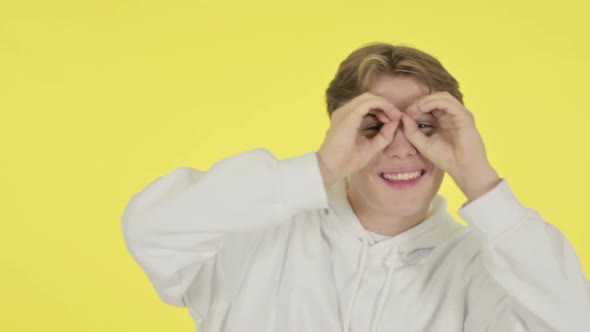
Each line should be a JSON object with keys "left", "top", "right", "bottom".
{"left": 418, "top": 123, "right": 436, "bottom": 135}
{"left": 418, "top": 123, "right": 435, "bottom": 130}
{"left": 363, "top": 124, "right": 383, "bottom": 132}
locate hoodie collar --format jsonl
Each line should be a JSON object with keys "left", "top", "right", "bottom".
{"left": 326, "top": 178, "right": 463, "bottom": 254}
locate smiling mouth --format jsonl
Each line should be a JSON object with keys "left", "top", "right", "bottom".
{"left": 379, "top": 169, "right": 426, "bottom": 181}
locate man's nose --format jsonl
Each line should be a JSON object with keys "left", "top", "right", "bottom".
{"left": 383, "top": 129, "right": 418, "bottom": 158}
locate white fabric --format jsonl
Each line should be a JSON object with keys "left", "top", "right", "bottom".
{"left": 122, "top": 148, "right": 590, "bottom": 332}
{"left": 366, "top": 230, "right": 392, "bottom": 243}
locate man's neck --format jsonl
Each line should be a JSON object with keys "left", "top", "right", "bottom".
{"left": 347, "top": 192, "right": 426, "bottom": 237}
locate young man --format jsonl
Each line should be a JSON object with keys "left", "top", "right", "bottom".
{"left": 122, "top": 43, "right": 590, "bottom": 331}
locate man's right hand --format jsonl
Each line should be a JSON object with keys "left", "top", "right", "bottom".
{"left": 317, "top": 92, "right": 402, "bottom": 187}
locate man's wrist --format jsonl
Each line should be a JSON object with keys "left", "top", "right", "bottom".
{"left": 454, "top": 164, "right": 501, "bottom": 204}
{"left": 316, "top": 152, "right": 340, "bottom": 187}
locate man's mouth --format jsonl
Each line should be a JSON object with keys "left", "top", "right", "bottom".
{"left": 379, "top": 169, "right": 426, "bottom": 181}
{"left": 377, "top": 169, "right": 426, "bottom": 190}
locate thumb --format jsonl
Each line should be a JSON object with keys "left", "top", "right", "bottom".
{"left": 401, "top": 113, "right": 428, "bottom": 152}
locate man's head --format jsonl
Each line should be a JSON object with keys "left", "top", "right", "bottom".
{"left": 325, "top": 43, "right": 463, "bottom": 221}
{"left": 326, "top": 43, "right": 463, "bottom": 116}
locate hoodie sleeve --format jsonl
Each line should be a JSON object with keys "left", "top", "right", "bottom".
{"left": 121, "top": 148, "right": 329, "bottom": 319}
{"left": 460, "top": 179, "right": 590, "bottom": 332}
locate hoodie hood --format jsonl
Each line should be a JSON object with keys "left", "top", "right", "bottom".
{"left": 324, "top": 177, "right": 465, "bottom": 332}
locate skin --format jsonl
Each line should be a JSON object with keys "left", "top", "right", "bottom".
{"left": 317, "top": 74, "right": 501, "bottom": 237}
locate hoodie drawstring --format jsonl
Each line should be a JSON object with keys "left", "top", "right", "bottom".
{"left": 342, "top": 236, "right": 369, "bottom": 332}
{"left": 369, "top": 245, "right": 398, "bottom": 332}
{"left": 342, "top": 238, "right": 401, "bottom": 332}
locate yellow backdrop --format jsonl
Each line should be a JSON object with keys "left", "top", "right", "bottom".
{"left": 1, "top": 0, "right": 588, "bottom": 330}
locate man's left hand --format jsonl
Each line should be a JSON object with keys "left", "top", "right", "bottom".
{"left": 400, "top": 91, "right": 501, "bottom": 203}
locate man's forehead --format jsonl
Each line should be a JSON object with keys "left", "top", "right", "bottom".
{"left": 368, "top": 75, "right": 430, "bottom": 110}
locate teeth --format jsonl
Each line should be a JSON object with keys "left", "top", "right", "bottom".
{"left": 381, "top": 171, "right": 422, "bottom": 181}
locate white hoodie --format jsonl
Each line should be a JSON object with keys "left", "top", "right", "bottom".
{"left": 122, "top": 149, "right": 590, "bottom": 332}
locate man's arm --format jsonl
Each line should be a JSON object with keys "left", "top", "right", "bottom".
{"left": 121, "top": 149, "right": 328, "bottom": 321}
{"left": 461, "top": 179, "right": 590, "bottom": 331}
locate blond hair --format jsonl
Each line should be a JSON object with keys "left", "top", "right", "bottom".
{"left": 325, "top": 42, "right": 463, "bottom": 115}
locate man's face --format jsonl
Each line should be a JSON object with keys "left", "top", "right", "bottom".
{"left": 347, "top": 74, "right": 445, "bottom": 218}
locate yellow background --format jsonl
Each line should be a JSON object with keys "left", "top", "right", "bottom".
{"left": 1, "top": 0, "right": 588, "bottom": 330}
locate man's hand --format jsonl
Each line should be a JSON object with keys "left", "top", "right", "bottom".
{"left": 317, "top": 92, "right": 402, "bottom": 187}
{"left": 401, "top": 91, "right": 501, "bottom": 202}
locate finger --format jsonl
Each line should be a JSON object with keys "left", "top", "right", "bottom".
{"left": 406, "top": 99, "right": 462, "bottom": 120}
{"left": 407, "top": 91, "right": 462, "bottom": 109}
{"left": 350, "top": 93, "right": 403, "bottom": 122}
{"left": 358, "top": 99, "right": 401, "bottom": 122}
{"left": 405, "top": 89, "right": 463, "bottom": 112}
{"left": 400, "top": 113, "right": 428, "bottom": 153}
{"left": 369, "top": 110, "right": 392, "bottom": 124}
{"left": 381, "top": 104, "right": 402, "bottom": 122}
{"left": 348, "top": 99, "right": 400, "bottom": 125}
{"left": 432, "top": 109, "right": 445, "bottom": 119}
{"left": 404, "top": 103, "right": 425, "bottom": 119}
{"left": 370, "top": 119, "right": 399, "bottom": 152}
{"left": 419, "top": 99, "right": 463, "bottom": 116}
{"left": 331, "top": 92, "right": 381, "bottom": 120}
